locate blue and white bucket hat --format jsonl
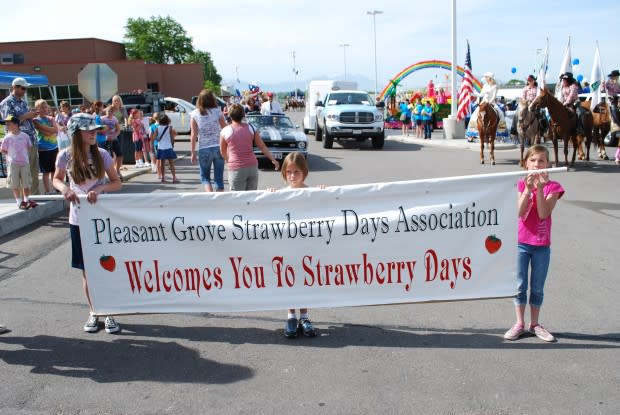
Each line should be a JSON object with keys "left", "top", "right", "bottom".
{"left": 67, "top": 113, "right": 104, "bottom": 136}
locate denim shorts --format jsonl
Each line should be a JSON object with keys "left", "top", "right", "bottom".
{"left": 70, "top": 224, "right": 84, "bottom": 270}
{"left": 515, "top": 243, "right": 551, "bottom": 307}
{"left": 198, "top": 147, "right": 225, "bottom": 190}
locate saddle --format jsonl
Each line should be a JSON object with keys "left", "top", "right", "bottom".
{"left": 564, "top": 102, "right": 586, "bottom": 134}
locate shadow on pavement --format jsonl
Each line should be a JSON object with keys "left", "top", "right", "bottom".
{"left": 0, "top": 335, "right": 254, "bottom": 384}
{"left": 119, "top": 323, "right": 620, "bottom": 350}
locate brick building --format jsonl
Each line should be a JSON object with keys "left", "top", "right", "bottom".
{"left": 0, "top": 38, "right": 204, "bottom": 106}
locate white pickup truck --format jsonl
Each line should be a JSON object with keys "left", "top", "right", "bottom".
{"left": 314, "top": 90, "right": 385, "bottom": 149}
{"left": 162, "top": 97, "right": 195, "bottom": 134}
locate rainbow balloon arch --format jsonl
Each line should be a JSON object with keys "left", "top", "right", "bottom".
{"left": 380, "top": 60, "right": 483, "bottom": 130}
{"left": 379, "top": 59, "right": 483, "bottom": 101}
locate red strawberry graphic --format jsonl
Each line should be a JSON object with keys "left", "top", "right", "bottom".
{"left": 99, "top": 255, "right": 116, "bottom": 272}
{"left": 485, "top": 235, "right": 502, "bottom": 254}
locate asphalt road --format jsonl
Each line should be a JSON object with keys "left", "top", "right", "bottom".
{"left": 0, "top": 111, "right": 619, "bottom": 415}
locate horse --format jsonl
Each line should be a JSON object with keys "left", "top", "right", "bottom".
{"left": 529, "top": 88, "right": 592, "bottom": 167}
{"left": 580, "top": 100, "right": 610, "bottom": 160}
{"left": 516, "top": 98, "right": 544, "bottom": 166}
{"left": 476, "top": 101, "right": 499, "bottom": 164}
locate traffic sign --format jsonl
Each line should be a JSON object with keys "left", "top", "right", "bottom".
{"left": 78, "top": 63, "right": 118, "bottom": 103}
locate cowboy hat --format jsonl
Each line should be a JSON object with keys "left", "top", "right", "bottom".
{"left": 560, "top": 72, "right": 574, "bottom": 80}
{"left": 483, "top": 72, "right": 494, "bottom": 79}
{"left": 608, "top": 70, "right": 620, "bottom": 78}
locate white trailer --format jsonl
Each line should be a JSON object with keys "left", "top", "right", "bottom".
{"left": 303, "top": 80, "right": 357, "bottom": 133}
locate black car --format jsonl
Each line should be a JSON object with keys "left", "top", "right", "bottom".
{"left": 246, "top": 114, "right": 308, "bottom": 162}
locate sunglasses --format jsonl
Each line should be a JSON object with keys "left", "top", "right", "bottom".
{"left": 16, "top": 86, "right": 27, "bottom": 90}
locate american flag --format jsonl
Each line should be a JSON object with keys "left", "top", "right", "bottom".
{"left": 457, "top": 41, "right": 473, "bottom": 121}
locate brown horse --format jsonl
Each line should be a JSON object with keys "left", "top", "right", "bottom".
{"left": 516, "top": 99, "right": 544, "bottom": 166}
{"left": 476, "top": 102, "right": 498, "bottom": 164}
{"left": 529, "top": 88, "right": 592, "bottom": 167}
{"left": 580, "top": 100, "right": 610, "bottom": 160}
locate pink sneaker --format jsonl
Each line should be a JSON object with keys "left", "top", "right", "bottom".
{"left": 529, "top": 324, "right": 555, "bottom": 342}
{"left": 503, "top": 323, "right": 525, "bottom": 340}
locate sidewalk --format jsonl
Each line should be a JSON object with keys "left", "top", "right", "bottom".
{"left": 385, "top": 128, "right": 518, "bottom": 150}
{"left": 0, "top": 163, "right": 153, "bottom": 238}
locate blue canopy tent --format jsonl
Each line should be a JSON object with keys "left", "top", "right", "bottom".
{"left": 0, "top": 71, "right": 58, "bottom": 177}
{"left": 0, "top": 70, "right": 58, "bottom": 109}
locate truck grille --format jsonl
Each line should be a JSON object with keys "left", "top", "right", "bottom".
{"left": 340, "top": 112, "right": 374, "bottom": 124}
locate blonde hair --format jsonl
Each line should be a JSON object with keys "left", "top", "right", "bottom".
{"left": 112, "top": 95, "right": 124, "bottom": 107}
{"left": 34, "top": 99, "right": 48, "bottom": 109}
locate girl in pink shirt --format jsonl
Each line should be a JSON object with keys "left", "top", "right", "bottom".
{"left": 220, "top": 104, "right": 279, "bottom": 191}
{"left": 504, "top": 145, "right": 564, "bottom": 342}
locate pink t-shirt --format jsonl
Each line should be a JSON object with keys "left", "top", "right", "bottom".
{"left": 221, "top": 123, "right": 258, "bottom": 170}
{"left": 1, "top": 131, "right": 32, "bottom": 165}
{"left": 517, "top": 179, "right": 564, "bottom": 246}
{"left": 56, "top": 148, "right": 114, "bottom": 226}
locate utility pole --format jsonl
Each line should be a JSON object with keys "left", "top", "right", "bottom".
{"left": 339, "top": 43, "right": 350, "bottom": 80}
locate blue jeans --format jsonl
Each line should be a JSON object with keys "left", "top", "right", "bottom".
{"left": 424, "top": 120, "right": 432, "bottom": 138}
{"left": 198, "top": 147, "right": 224, "bottom": 190}
{"left": 515, "top": 243, "right": 551, "bottom": 307}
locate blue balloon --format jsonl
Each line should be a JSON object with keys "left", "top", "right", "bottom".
{"left": 572, "top": 58, "right": 580, "bottom": 65}
{"left": 511, "top": 67, "right": 517, "bottom": 74}
{"left": 577, "top": 74, "right": 584, "bottom": 82}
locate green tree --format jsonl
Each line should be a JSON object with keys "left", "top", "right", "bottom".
{"left": 186, "top": 50, "right": 222, "bottom": 90}
{"left": 124, "top": 16, "right": 194, "bottom": 64}
{"left": 203, "top": 80, "right": 220, "bottom": 94}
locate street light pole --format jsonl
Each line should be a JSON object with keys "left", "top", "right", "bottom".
{"left": 291, "top": 51, "right": 298, "bottom": 100}
{"left": 366, "top": 10, "right": 382, "bottom": 100}
{"left": 339, "top": 43, "right": 350, "bottom": 80}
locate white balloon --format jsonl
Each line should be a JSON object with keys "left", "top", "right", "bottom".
{"left": 572, "top": 64, "right": 580, "bottom": 74}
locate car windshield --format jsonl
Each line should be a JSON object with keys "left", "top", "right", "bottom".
{"left": 247, "top": 116, "right": 294, "bottom": 129}
{"left": 326, "top": 93, "right": 372, "bottom": 105}
{"left": 167, "top": 98, "right": 196, "bottom": 110}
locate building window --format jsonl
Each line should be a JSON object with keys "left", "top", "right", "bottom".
{"left": 21, "top": 84, "right": 84, "bottom": 109}
{"left": 147, "top": 82, "right": 159, "bottom": 92}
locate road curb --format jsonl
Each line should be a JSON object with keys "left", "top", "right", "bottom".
{"left": 0, "top": 200, "right": 67, "bottom": 238}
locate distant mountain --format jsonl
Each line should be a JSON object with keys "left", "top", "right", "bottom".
{"left": 223, "top": 73, "right": 376, "bottom": 94}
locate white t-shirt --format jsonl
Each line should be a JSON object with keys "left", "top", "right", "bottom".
{"left": 260, "top": 100, "right": 283, "bottom": 115}
{"left": 190, "top": 108, "right": 223, "bottom": 149}
{"left": 155, "top": 125, "right": 173, "bottom": 150}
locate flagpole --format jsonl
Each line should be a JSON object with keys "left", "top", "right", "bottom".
{"left": 443, "top": 0, "right": 464, "bottom": 139}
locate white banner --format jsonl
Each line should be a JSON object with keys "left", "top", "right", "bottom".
{"left": 78, "top": 172, "right": 531, "bottom": 315}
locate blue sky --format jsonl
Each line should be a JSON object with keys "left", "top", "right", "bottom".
{"left": 3, "top": 0, "right": 620, "bottom": 91}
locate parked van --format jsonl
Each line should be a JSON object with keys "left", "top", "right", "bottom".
{"left": 303, "top": 80, "right": 357, "bottom": 133}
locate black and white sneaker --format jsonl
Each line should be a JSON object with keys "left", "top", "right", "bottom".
{"left": 298, "top": 318, "right": 317, "bottom": 337}
{"left": 83, "top": 315, "right": 99, "bottom": 333}
{"left": 104, "top": 316, "right": 121, "bottom": 334}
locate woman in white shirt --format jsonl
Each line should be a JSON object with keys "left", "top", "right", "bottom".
{"left": 466, "top": 72, "right": 508, "bottom": 141}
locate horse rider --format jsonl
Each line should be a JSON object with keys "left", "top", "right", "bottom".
{"left": 603, "top": 69, "right": 620, "bottom": 128}
{"left": 466, "top": 72, "right": 508, "bottom": 141}
{"left": 559, "top": 72, "right": 584, "bottom": 134}
{"left": 522, "top": 75, "right": 538, "bottom": 102}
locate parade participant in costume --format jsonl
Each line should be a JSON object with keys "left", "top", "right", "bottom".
{"left": 437, "top": 87, "right": 447, "bottom": 104}
{"left": 427, "top": 80, "right": 436, "bottom": 98}
{"left": 466, "top": 72, "right": 508, "bottom": 140}
{"left": 559, "top": 72, "right": 584, "bottom": 134}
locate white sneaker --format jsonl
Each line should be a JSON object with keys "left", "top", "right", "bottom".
{"left": 144, "top": 162, "right": 151, "bottom": 167}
